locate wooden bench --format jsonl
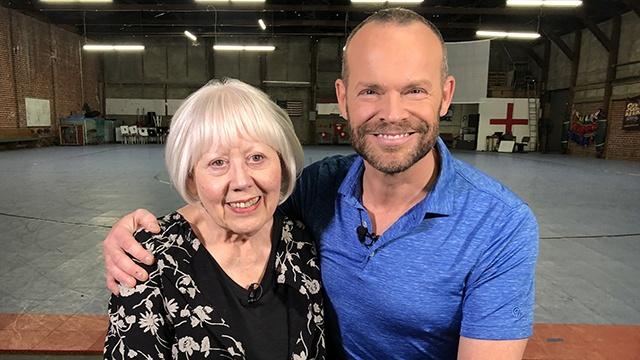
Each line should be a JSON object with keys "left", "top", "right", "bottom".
{"left": 0, "top": 128, "right": 39, "bottom": 145}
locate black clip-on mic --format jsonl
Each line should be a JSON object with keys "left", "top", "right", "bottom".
{"left": 357, "top": 225, "right": 379, "bottom": 247}
{"left": 247, "top": 283, "right": 263, "bottom": 304}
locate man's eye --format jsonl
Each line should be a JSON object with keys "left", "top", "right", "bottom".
{"left": 359, "top": 89, "right": 377, "bottom": 95}
{"left": 408, "top": 88, "right": 426, "bottom": 94}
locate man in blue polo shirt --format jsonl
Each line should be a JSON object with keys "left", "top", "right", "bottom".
{"left": 103, "top": 8, "right": 538, "bottom": 359}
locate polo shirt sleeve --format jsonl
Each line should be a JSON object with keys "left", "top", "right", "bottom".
{"left": 460, "top": 203, "right": 539, "bottom": 340}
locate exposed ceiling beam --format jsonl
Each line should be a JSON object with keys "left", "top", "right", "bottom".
{"left": 35, "top": 4, "right": 581, "bottom": 16}
{"left": 63, "top": 19, "right": 537, "bottom": 31}
{"left": 621, "top": 0, "right": 640, "bottom": 18}
{"left": 85, "top": 31, "right": 474, "bottom": 41}
{"left": 0, "top": 1, "right": 79, "bottom": 34}
{"left": 78, "top": 20, "right": 363, "bottom": 28}
{"left": 542, "top": 29, "right": 575, "bottom": 61}
{"left": 521, "top": 45, "right": 544, "bottom": 68}
{"left": 580, "top": 14, "right": 612, "bottom": 52}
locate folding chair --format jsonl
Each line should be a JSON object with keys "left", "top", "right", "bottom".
{"left": 147, "top": 127, "right": 158, "bottom": 144}
{"left": 128, "top": 125, "right": 138, "bottom": 144}
{"left": 138, "top": 127, "right": 149, "bottom": 144}
{"left": 119, "top": 125, "right": 130, "bottom": 144}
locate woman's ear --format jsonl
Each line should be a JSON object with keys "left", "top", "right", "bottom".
{"left": 279, "top": 156, "right": 288, "bottom": 201}
{"left": 186, "top": 171, "right": 198, "bottom": 201}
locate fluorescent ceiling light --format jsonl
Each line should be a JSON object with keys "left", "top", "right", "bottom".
{"left": 506, "top": 0, "right": 582, "bottom": 7}
{"left": 245, "top": 45, "right": 275, "bottom": 51}
{"left": 83, "top": 45, "right": 114, "bottom": 51}
{"left": 214, "top": 45, "right": 245, "bottom": 51}
{"left": 214, "top": 45, "right": 275, "bottom": 51}
{"left": 40, "top": 0, "right": 112, "bottom": 3}
{"left": 83, "top": 44, "right": 145, "bottom": 51}
{"left": 184, "top": 30, "right": 197, "bottom": 41}
{"left": 258, "top": 19, "right": 266, "bottom": 30}
{"left": 476, "top": 30, "right": 541, "bottom": 39}
{"left": 113, "top": 45, "right": 145, "bottom": 51}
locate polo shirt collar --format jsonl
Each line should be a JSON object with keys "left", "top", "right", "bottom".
{"left": 424, "top": 137, "right": 455, "bottom": 216}
{"left": 337, "top": 136, "right": 456, "bottom": 217}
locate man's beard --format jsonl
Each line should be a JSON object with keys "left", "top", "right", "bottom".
{"left": 348, "top": 108, "right": 439, "bottom": 175}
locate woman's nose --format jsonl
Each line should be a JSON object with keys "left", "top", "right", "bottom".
{"left": 229, "top": 162, "right": 252, "bottom": 190}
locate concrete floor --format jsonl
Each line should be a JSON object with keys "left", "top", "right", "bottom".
{"left": 0, "top": 144, "right": 639, "bottom": 325}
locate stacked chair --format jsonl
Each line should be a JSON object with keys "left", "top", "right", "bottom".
{"left": 119, "top": 114, "right": 168, "bottom": 144}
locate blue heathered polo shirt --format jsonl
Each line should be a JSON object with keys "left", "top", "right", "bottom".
{"left": 279, "top": 137, "right": 538, "bottom": 359}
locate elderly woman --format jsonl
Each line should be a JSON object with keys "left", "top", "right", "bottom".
{"left": 104, "top": 79, "right": 324, "bottom": 360}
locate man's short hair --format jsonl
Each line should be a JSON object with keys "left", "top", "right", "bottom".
{"left": 341, "top": 7, "right": 449, "bottom": 84}
{"left": 164, "top": 78, "right": 304, "bottom": 204}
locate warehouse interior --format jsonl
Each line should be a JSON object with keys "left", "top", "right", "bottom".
{"left": 0, "top": 0, "right": 639, "bottom": 358}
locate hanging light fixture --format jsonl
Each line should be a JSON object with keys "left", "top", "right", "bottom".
{"left": 214, "top": 45, "right": 275, "bottom": 51}
{"left": 506, "top": 0, "right": 582, "bottom": 7}
{"left": 184, "top": 31, "right": 198, "bottom": 41}
{"left": 83, "top": 44, "right": 145, "bottom": 51}
{"left": 476, "top": 30, "right": 541, "bottom": 39}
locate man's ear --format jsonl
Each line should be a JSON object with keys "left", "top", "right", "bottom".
{"left": 439, "top": 75, "right": 456, "bottom": 117}
{"left": 335, "top": 78, "right": 348, "bottom": 120}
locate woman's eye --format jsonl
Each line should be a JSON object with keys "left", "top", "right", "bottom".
{"left": 210, "top": 159, "right": 226, "bottom": 167}
{"left": 249, "top": 154, "right": 265, "bottom": 162}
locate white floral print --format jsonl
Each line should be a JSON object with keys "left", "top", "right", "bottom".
{"left": 104, "top": 213, "right": 324, "bottom": 360}
{"left": 138, "top": 311, "right": 161, "bottom": 335}
{"left": 177, "top": 336, "right": 199, "bottom": 356}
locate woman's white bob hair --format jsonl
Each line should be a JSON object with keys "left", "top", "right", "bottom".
{"left": 164, "top": 78, "right": 304, "bottom": 204}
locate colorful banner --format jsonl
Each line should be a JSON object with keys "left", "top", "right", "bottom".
{"left": 569, "top": 109, "right": 602, "bottom": 147}
{"left": 622, "top": 96, "right": 640, "bottom": 130}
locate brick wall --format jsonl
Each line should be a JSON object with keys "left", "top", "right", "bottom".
{"left": 11, "top": 10, "right": 55, "bottom": 129}
{"left": 567, "top": 101, "right": 602, "bottom": 157}
{"left": 82, "top": 52, "right": 101, "bottom": 113}
{"left": 0, "top": 6, "right": 101, "bottom": 140}
{"left": 0, "top": 7, "right": 18, "bottom": 128}
{"left": 51, "top": 26, "right": 82, "bottom": 123}
{"left": 604, "top": 99, "right": 640, "bottom": 161}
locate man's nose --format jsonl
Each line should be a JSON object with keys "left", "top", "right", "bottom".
{"left": 380, "top": 92, "right": 408, "bottom": 122}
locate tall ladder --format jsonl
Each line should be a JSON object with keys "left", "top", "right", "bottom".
{"left": 526, "top": 81, "right": 538, "bottom": 152}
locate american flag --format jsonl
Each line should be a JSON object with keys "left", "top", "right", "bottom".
{"left": 280, "top": 100, "right": 303, "bottom": 117}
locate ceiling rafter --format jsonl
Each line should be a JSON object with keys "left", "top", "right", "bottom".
{"left": 541, "top": 28, "right": 575, "bottom": 61}
{"left": 0, "top": 0, "right": 627, "bottom": 41}
{"left": 621, "top": 0, "right": 640, "bottom": 17}
{"left": 579, "top": 12, "right": 612, "bottom": 52}
{"left": 35, "top": 3, "right": 581, "bottom": 16}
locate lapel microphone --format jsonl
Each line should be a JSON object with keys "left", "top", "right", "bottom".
{"left": 247, "top": 283, "right": 263, "bottom": 304}
{"left": 356, "top": 225, "right": 379, "bottom": 247}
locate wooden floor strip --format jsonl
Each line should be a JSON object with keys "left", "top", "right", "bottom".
{"left": 1, "top": 314, "right": 639, "bottom": 358}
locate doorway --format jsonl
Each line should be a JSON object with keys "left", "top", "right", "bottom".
{"left": 545, "top": 89, "right": 569, "bottom": 153}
